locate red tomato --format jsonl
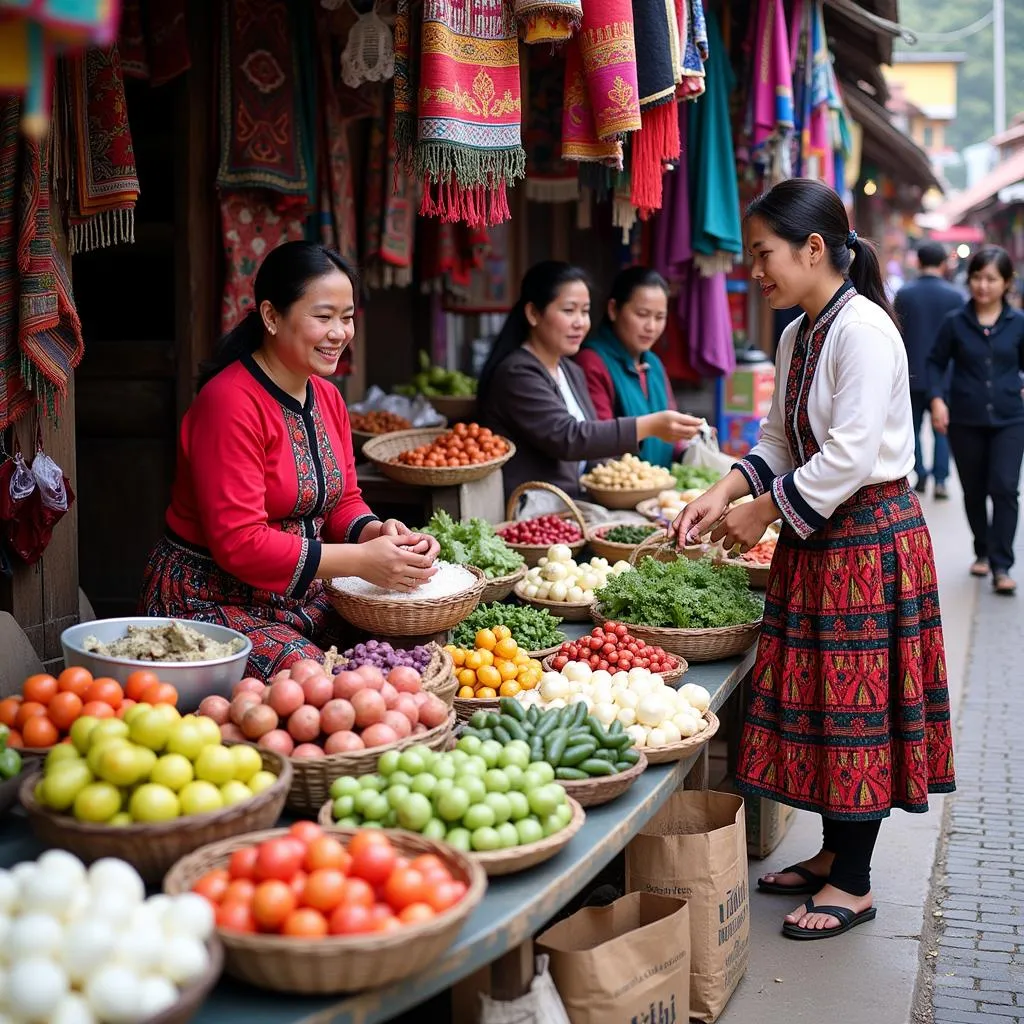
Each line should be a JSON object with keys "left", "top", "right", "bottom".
{"left": 425, "top": 880, "right": 466, "bottom": 914}
{"left": 398, "top": 903, "right": 436, "bottom": 926}
{"left": 282, "top": 908, "right": 329, "bottom": 938}
{"left": 255, "top": 837, "right": 305, "bottom": 882}
{"left": 348, "top": 830, "right": 393, "bottom": 859}
{"left": 124, "top": 670, "right": 160, "bottom": 702}
{"left": 222, "top": 879, "right": 257, "bottom": 906}
{"left": 383, "top": 867, "right": 426, "bottom": 912}
{"left": 80, "top": 701, "right": 115, "bottom": 720}
{"left": 23, "top": 674, "right": 58, "bottom": 706}
{"left": 289, "top": 821, "right": 323, "bottom": 846}
{"left": 350, "top": 841, "right": 397, "bottom": 887}
{"left": 57, "top": 668, "right": 93, "bottom": 698}
{"left": 252, "top": 880, "right": 298, "bottom": 932}
{"left": 304, "top": 835, "right": 351, "bottom": 873}
{"left": 85, "top": 678, "right": 123, "bottom": 709}
{"left": 229, "top": 847, "right": 259, "bottom": 881}
{"left": 193, "top": 869, "right": 230, "bottom": 905}
{"left": 328, "top": 904, "right": 375, "bottom": 935}
{"left": 47, "top": 691, "right": 83, "bottom": 731}
{"left": 338, "top": 877, "right": 375, "bottom": 909}
{"left": 302, "top": 869, "right": 347, "bottom": 913}
{"left": 14, "top": 702, "right": 47, "bottom": 730}
{"left": 216, "top": 901, "right": 256, "bottom": 932}
{"left": 289, "top": 870, "right": 308, "bottom": 902}
{"left": 141, "top": 682, "right": 179, "bottom": 707}
{"left": 409, "top": 854, "right": 447, "bottom": 877}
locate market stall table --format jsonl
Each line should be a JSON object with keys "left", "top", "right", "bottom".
{"left": 0, "top": 650, "right": 755, "bottom": 1024}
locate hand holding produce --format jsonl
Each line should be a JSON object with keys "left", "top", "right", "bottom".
{"left": 549, "top": 622, "right": 679, "bottom": 676}
{"left": 0, "top": 851, "right": 215, "bottom": 1022}
{"left": 595, "top": 556, "right": 763, "bottom": 629}
{"left": 326, "top": 739, "right": 575, "bottom": 851}
{"left": 191, "top": 821, "right": 470, "bottom": 935}
{"left": 395, "top": 350, "right": 477, "bottom": 398}
{"left": 709, "top": 495, "right": 779, "bottom": 553}
{"left": 519, "top": 545, "right": 631, "bottom": 605}
{"left": 349, "top": 410, "right": 412, "bottom": 434}
{"left": 445, "top": 627, "right": 543, "bottom": 699}
{"left": 496, "top": 514, "right": 583, "bottom": 546}
{"left": 397, "top": 423, "right": 508, "bottom": 468}
{"left": 418, "top": 510, "right": 524, "bottom": 580}
{"left": 452, "top": 603, "right": 565, "bottom": 652}
{"left": 581, "top": 454, "right": 674, "bottom": 493}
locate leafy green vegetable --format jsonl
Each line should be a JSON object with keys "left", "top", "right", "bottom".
{"left": 419, "top": 510, "right": 524, "bottom": 580}
{"left": 594, "top": 556, "right": 763, "bottom": 629}
{"left": 671, "top": 463, "right": 722, "bottom": 490}
{"left": 453, "top": 602, "right": 566, "bottom": 650}
{"left": 603, "top": 524, "right": 658, "bottom": 545}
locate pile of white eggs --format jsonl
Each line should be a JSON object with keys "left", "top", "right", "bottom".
{"left": 0, "top": 851, "right": 215, "bottom": 1024}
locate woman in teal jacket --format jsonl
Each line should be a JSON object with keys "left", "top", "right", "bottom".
{"left": 576, "top": 267, "right": 686, "bottom": 468}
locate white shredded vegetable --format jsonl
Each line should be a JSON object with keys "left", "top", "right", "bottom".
{"left": 332, "top": 560, "right": 475, "bottom": 600}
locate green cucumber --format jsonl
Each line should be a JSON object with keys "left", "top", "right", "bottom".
{"left": 591, "top": 748, "right": 618, "bottom": 764}
{"left": 555, "top": 767, "right": 590, "bottom": 780}
{"left": 534, "top": 714, "right": 560, "bottom": 739}
{"left": 544, "top": 729, "right": 569, "bottom": 765}
{"left": 500, "top": 715, "right": 527, "bottom": 741}
{"left": 561, "top": 741, "right": 598, "bottom": 766}
{"left": 579, "top": 758, "right": 616, "bottom": 776}
{"left": 571, "top": 702, "right": 588, "bottom": 727}
{"left": 526, "top": 705, "right": 540, "bottom": 725}
{"left": 501, "top": 698, "right": 526, "bottom": 722}
{"left": 493, "top": 726, "right": 512, "bottom": 744}
{"left": 614, "top": 761, "right": 634, "bottom": 773}
{"left": 469, "top": 711, "right": 489, "bottom": 729}
{"left": 617, "top": 747, "right": 641, "bottom": 765}
{"left": 484, "top": 712, "right": 501, "bottom": 729}
{"left": 530, "top": 736, "right": 546, "bottom": 762}
{"left": 609, "top": 719, "right": 624, "bottom": 736}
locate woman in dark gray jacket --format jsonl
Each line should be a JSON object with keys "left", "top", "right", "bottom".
{"left": 480, "top": 261, "right": 702, "bottom": 502}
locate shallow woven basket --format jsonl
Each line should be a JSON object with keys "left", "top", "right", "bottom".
{"left": 144, "top": 939, "right": 224, "bottom": 1024}
{"left": 470, "top": 795, "right": 584, "bottom": 875}
{"left": 526, "top": 642, "right": 564, "bottom": 661}
{"left": 555, "top": 752, "right": 648, "bottom": 808}
{"left": 452, "top": 696, "right": 502, "bottom": 722}
{"left": 634, "top": 497, "right": 667, "bottom": 522}
{"left": 513, "top": 581, "right": 593, "bottom": 623}
{"left": 479, "top": 563, "right": 527, "bottom": 604}
{"left": 716, "top": 555, "right": 772, "bottom": 590}
{"left": 541, "top": 653, "right": 688, "bottom": 687}
{"left": 326, "top": 565, "right": 485, "bottom": 636}
{"left": 421, "top": 643, "right": 458, "bottom": 706}
{"left": 164, "top": 826, "right": 486, "bottom": 995}
{"left": 281, "top": 711, "right": 455, "bottom": 814}
{"left": 0, "top": 768, "right": 27, "bottom": 816}
{"left": 494, "top": 482, "right": 588, "bottom": 567}
{"left": 352, "top": 416, "right": 447, "bottom": 459}
{"left": 586, "top": 522, "right": 671, "bottom": 564}
{"left": 19, "top": 750, "right": 292, "bottom": 883}
{"left": 579, "top": 476, "right": 672, "bottom": 511}
{"left": 641, "top": 710, "right": 720, "bottom": 764}
{"left": 425, "top": 394, "right": 478, "bottom": 422}
{"left": 362, "top": 427, "right": 515, "bottom": 486}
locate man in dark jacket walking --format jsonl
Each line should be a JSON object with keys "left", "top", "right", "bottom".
{"left": 894, "top": 242, "right": 964, "bottom": 498}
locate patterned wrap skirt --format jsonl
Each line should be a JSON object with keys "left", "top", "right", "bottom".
{"left": 737, "top": 479, "right": 956, "bottom": 821}
{"left": 140, "top": 533, "right": 347, "bottom": 680}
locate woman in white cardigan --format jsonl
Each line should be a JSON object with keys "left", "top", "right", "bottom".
{"left": 673, "top": 179, "right": 956, "bottom": 941}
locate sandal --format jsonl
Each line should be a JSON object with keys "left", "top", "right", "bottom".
{"left": 994, "top": 574, "right": 1017, "bottom": 596}
{"left": 782, "top": 897, "right": 878, "bottom": 941}
{"left": 756, "top": 864, "right": 828, "bottom": 896}
{"left": 970, "top": 559, "right": 990, "bottom": 577}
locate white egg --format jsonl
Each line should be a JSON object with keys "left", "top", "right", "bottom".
{"left": 163, "top": 893, "right": 216, "bottom": 943}
{"left": 112, "top": 926, "right": 166, "bottom": 974}
{"left": 62, "top": 886, "right": 91, "bottom": 925}
{"left": 143, "top": 894, "right": 174, "bottom": 922}
{"left": 0, "top": 870, "right": 17, "bottom": 914}
{"left": 9, "top": 863, "right": 38, "bottom": 909}
{"left": 590, "top": 669, "right": 612, "bottom": 688}
{"left": 161, "top": 935, "right": 209, "bottom": 986}
{"left": 8, "top": 912, "right": 63, "bottom": 960}
{"left": 50, "top": 993, "right": 98, "bottom": 1024}
{"left": 36, "top": 850, "right": 87, "bottom": 889}
{"left": 137, "top": 976, "right": 179, "bottom": 1017}
{"left": 85, "top": 966, "right": 142, "bottom": 1024}
{"left": 627, "top": 667, "right": 651, "bottom": 684}
{"left": 630, "top": 676, "right": 654, "bottom": 698}
{"left": 616, "top": 707, "right": 637, "bottom": 727}
{"left": 88, "top": 859, "right": 145, "bottom": 905}
{"left": 83, "top": 891, "right": 136, "bottom": 928}
{"left": 616, "top": 689, "right": 639, "bottom": 711}
{"left": 8, "top": 957, "right": 69, "bottom": 1022}
{"left": 20, "top": 865, "right": 80, "bottom": 920}
{"left": 696, "top": 715, "right": 708, "bottom": 731}
{"left": 672, "top": 712, "right": 699, "bottom": 738}
{"left": 61, "top": 919, "right": 118, "bottom": 986}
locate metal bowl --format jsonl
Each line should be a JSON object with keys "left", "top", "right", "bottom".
{"left": 60, "top": 617, "right": 252, "bottom": 711}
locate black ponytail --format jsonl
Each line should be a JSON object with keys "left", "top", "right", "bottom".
{"left": 478, "top": 260, "right": 590, "bottom": 404}
{"left": 198, "top": 241, "right": 358, "bottom": 391}
{"left": 746, "top": 178, "right": 898, "bottom": 326}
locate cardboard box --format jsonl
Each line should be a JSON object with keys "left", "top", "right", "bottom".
{"left": 720, "top": 365, "right": 775, "bottom": 417}
{"left": 717, "top": 414, "right": 762, "bottom": 458}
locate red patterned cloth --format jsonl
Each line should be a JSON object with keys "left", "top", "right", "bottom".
{"left": 118, "top": 0, "right": 191, "bottom": 85}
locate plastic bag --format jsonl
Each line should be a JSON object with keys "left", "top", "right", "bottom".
{"left": 680, "top": 432, "right": 735, "bottom": 478}
{"left": 31, "top": 451, "right": 70, "bottom": 512}
{"left": 478, "top": 956, "right": 571, "bottom": 1024}
{"left": 349, "top": 386, "right": 445, "bottom": 428}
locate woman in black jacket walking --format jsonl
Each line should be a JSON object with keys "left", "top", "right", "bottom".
{"left": 929, "top": 246, "right": 1024, "bottom": 594}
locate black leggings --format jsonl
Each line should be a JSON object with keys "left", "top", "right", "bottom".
{"left": 821, "top": 817, "right": 882, "bottom": 897}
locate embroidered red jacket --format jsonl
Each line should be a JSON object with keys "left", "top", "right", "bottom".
{"left": 165, "top": 356, "right": 376, "bottom": 598}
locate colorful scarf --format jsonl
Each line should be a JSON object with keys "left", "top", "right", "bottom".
{"left": 414, "top": 0, "right": 526, "bottom": 227}
{"left": 561, "top": 39, "right": 622, "bottom": 166}
{"left": 523, "top": 46, "right": 579, "bottom": 202}
{"left": 513, "top": 0, "right": 582, "bottom": 44}
{"left": 61, "top": 45, "right": 140, "bottom": 255}
{"left": 749, "top": 0, "right": 793, "bottom": 184}
{"left": 393, "top": 0, "right": 418, "bottom": 163}
{"left": 118, "top": 0, "right": 190, "bottom": 86}
{"left": 679, "top": 0, "right": 707, "bottom": 99}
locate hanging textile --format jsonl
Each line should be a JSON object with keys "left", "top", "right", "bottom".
{"left": 393, "top": 0, "right": 418, "bottom": 161}
{"left": 748, "top": 0, "right": 793, "bottom": 184}
{"left": 61, "top": 46, "right": 141, "bottom": 255}
{"left": 682, "top": 265, "right": 735, "bottom": 377}
{"left": 0, "top": 0, "right": 119, "bottom": 137}
{"left": 678, "top": 0, "right": 707, "bottom": 99}
{"left": 118, "top": 0, "right": 191, "bottom": 87}
{"left": 561, "top": 38, "right": 622, "bottom": 166}
{"left": 513, "top": 0, "right": 582, "bottom": 44}
{"left": 687, "top": 6, "right": 741, "bottom": 276}
{"left": 652, "top": 101, "right": 691, "bottom": 277}
{"left": 523, "top": 46, "right": 579, "bottom": 202}
{"left": 805, "top": 0, "right": 833, "bottom": 186}
{"left": 419, "top": 219, "right": 490, "bottom": 296}
{"left": 409, "top": 0, "right": 525, "bottom": 227}
{"left": 119, "top": 0, "right": 150, "bottom": 79}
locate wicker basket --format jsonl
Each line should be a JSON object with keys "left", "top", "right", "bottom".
{"left": 0, "top": 768, "right": 27, "bottom": 816}
{"left": 541, "top": 653, "right": 688, "bottom": 687}
{"left": 579, "top": 477, "right": 672, "bottom": 511}
{"left": 18, "top": 750, "right": 292, "bottom": 883}
{"left": 144, "top": 939, "right": 224, "bottom": 1024}
{"left": 424, "top": 394, "right": 478, "bottom": 422}
{"left": 471, "top": 795, "right": 585, "bottom": 875}
{"left": 586, "top": 522, "right": 673, "bottom": 564}
{"left": 715, "top": 555, "right": 772, "bottom": 590}
{"left": 163, "top": 826, "right": 486, "bottom": 995}
{"left": 494, "top": 482, "right": 588, "bottom": 567}
{"left": 479, "top": 564, "right": 527, "bottom": 604}
{"left": 282, "top": 711, "right": 455, "bottom": 815}
{"left": 526, "top": 643, "right": 564, "bottom": 661}
{"left": 555, "top": 752, "right": 647, "bottom": 807}
{"left": 326, "top": 565, "right": 485, "bottom": 636}
{"left": 421, "top": 644, "right": 458, "bottom": 706}
{"left": 452, "top": 696, "right": 501, "bottom": 722}
{"left": 362, "top": 427, "right": 515, "bottom": 487}
{"left": 641, "top": 710, "right": 720, "bottom": 764}
{"left": 352, "top": 416, "right": 448, "bottom": 460}
{"left": 513, "top": 582, "right": 593, "bottom": 623}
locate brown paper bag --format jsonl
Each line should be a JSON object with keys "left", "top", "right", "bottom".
{"left": 537, "top": 892, "right": 690, "bottom": 1024}
{"left": 626, "top": 791, "right": 749, "bottom": 1023}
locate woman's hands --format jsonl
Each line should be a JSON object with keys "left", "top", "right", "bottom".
{"left": 353, "top": 535, "right": 439, "bottom": 593}
{"left": 638, "top": 411, "right": 706, "bottom": 445}
{"left": 376, "top": 518, "right": 441, "bottom": 562}
{"left": 930, "top": 398, "right": 950, "bottom": 435}
{"left": 670, "top": 483, "right": 731, "bottom": 546}
{"left": 707, "top": 494, "right": 778, "bottom": 553}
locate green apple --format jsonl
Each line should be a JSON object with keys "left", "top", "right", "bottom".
{"left": 396, "top": 792, "right": 432, "bottom": 831}
{"left": 331, "top": 794, "right": 355, "bottom": 819}
{"left": 527, "top": 762, "right": 556, "bottom": 785}
{"left": 506, "top": 791, "right": 531, "bottom": 821}
{"left": 456, "top": 735, "right": 482, "bottom": 756}
{"left": 359, "top": 774, "right": 385, "bottom": 792}
{"left": 165, "top": 722, "right": 205, "bottom": 762}
{"left": 445, "top": 827, "right": 472, "bottom": 852}
{"left": 432, "top": 778, "right": 455, "bottom": 798}
{"left": 388, "top": 770, "right": 413, "bottom": 788}
{"left": 515, "top": 817, "right": 544, "bottom": 845}
{"left": 484, "top": 769, "right": 510, "bottom": 794}
{"left": 45, "top": 745, "right": 81, "bottom": 771}
{"left": 69, "top": 716, "right": 100, "bottom": 755}
{"left": 484, "top": 792, "right": 512, "bottom": 825}
{"left": 479, "top": 740, "right": 504, "bottom": 769}
{"left": 433, "top": 757, "right": 457, "bottom": 781}
{"left": 129, "top": 783, "right": 180, "bottom": 823}
{"left": 540, "top": 813, "right": 565, "bottom": 838}
{"left": 87, "top": 739, "right": 130, "bottom": 777}
{"left": 423, "top": 818, "right": 447, "bottom": 841}
{"left": 496, "top": 822, "right": 520, "bottom": 848}
{"left": 247, "top": 771, "right": 277, "bottom": 795}
{"left": 498, "top": 742, "right": 531, "bottom": 771}
{"left": 502, "top": 765, "right": 526, "bottom": 791}
{"left": 194, "top": 745, "right": 237, "bottom": 786}
{"left": 355, "top": 789, "right": 383, "bottom": 816}
{"left": 109, "top": 812, "right": 134, "bottom": 827}
{"left": 41, "top": 762, "right": 94, "bottom": 812}
{"left": 378, "top": 750, "right": 402, "bottom": 776}
{"left": 410, "top": 773, "right": 437, "bottom": 797}
{"left": 193, "top": 716, "right": 223, "bottom": 748}
{"left": 90, "top": 719, "right": 130, "bottom": 749}
{"left": 229, "top": 744, "right": 263, "bottom": 783}
{"left": 97, "top": 744, "right": 146, "bottom": 788}
{"left": 129, "top": 710, "right": 173, "bottom": 753}
{"left": 470, "top": 826, "right": 501, "bottom": 851}
{"left": 455, "top": 775, "right": 487, "bottom": 805}
{"left": 527, "top": 784, "right": 563, "bottom": 818}
{"left": 360, "top": 794, "right": 389, "bottom": 821}
{"left": 329, "top": 776, "right": 361, "bottom": 800}
{"left": 150, "top": 753, "right": 194, "bottom": 792}
{"left": 435, "top": 786, "right": 470, "bottom": 823}
{"left": 219, "top": 780, "right": 253, "bottom": 807}
{"left": 179, "top": 780, "right": 223, "bottom": 816}
{"left": 397, "top": 749, "right": 427, "bottom": 776}
{"left": 463, "top": 803, "right": 495, "bottom": 831}
{"left": 385, "top": 784, "right": 410, "bottom": 809}
{"left": 133, "top": 747, "right": 157, "bottom": 781}
{"left": 121, "top": 702, "right": 152, "bottom": 725}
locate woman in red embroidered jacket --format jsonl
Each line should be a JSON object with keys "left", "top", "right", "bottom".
{"left": 141, "top": 242, "right": 439, "bottom": 680}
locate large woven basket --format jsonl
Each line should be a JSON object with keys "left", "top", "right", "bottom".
{"left": 362, "top": 427, "right": 515, "bottom": 486}
{"left": 715, "top": 555, "right": 772, "bottom": 590}
{"left": 282, "top": 711, "right": 455, "bottom": 814}
{"left": 513, "top": 581, "right": 593, "bottom": 623}
{"left": 421, "top": 643, "right": 458, "bottom": 706}
{"left": 19, "top": 750, "right": 292, "bottom": 883}
{"left": 494, "top": 482, "right": 588, "bottom": 567}
{"left": 542, "top": 653, "right": 688, "bottom": 687}
{"left": 555, "top": 752, "right": 647, "bottom": 807}
{"left": 164, "top": 826, "right": 486, "bottom": 995}
{"left": 352, "top": 416, "right": 448, "bottom": 459}
{"left": 326, "top": 565, "right": 485, "bottom": 636}
{"left": 452, "top": 695, "right": 501, "bottom": 722}
{"left": 470, "top": 795, "right": 585, "bottom": 875}
{"left": 479, "top": 564, "right": 527, "bottom": 604}
{"left": 587, "top": 522, "right": 670, "bottom": 564}
{"left": 579, "top": 476, "right": 672, "bottom": 511}
{"left": 641, "top": 710, "right": 720, "bottom": 764}
{"left": 144, "top": 939, "right": 224, "bottom": 1024}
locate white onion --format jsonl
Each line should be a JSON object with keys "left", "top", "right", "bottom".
{"left": 8, "top": 958, "right": 69, "bottom": 1021}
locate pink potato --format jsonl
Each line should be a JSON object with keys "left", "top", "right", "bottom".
{"left": 198, "top": 695, "right": 231, "bottom": 725}
{"left": 410, "top": 691, "right": 430, "bottom": 709}
{"left": 388, "top": 667, "right": 422, "bottom": 694}
{"left": 241, "top": 704, "right": 279, "bottom": 740}
{"left": 233, "top": 677, "right": 265, "bottom": 699}
{"left": 393, "top": 694, "right": 419, "bottom": 725}
{"left": 360, "top": 723, "right": 400, "bottom": 749}
{"left": 332, "top": 671, "right": 365, "bottom": 702}
{"left": 354, "top": 665, "right": 385, "bottom": 691}
{"left": 320, "top": 698, "right": 356, "bottom": 734}
{"left": 301, "top": 673, "right": 334, "bottom": 709}
{"left": 382, "top": 710, "right": 412, "bottom": 739}
{"left": 266, "top": 679, "right": 305, "bottom": 718}
{"left": 292, "top": 743, "right": 325, "bottom": 759}
{"left": 287, "top": 705, "right": 322, "bottom": 743}
{"left": 229, "top": 693, "right": 262, "bottom": 727}
{"left": 417, "top": 694, "right": 449, "bottom": 729}
{"left": 351, "top": 689, "right": 386, "bottom": 729}
{"left": 269, "top": 670, "right": 293, "bottom": 686}
{"left": 324, "top": 730, "right": 365, "bottom": 754}
{"left": 257, "top": 729, "right": 295, "bottom": 757}
{"left": 287, "top": 659, "right": 323, "bottom": 684}
{"left": 379, "top": 682, "right": 399, "bottom": 710}
{"left": 220, "top": 723, "right": 246, "bottom": 742}
{"left": 412, "top": 724, "right": 428, "bottom": 735}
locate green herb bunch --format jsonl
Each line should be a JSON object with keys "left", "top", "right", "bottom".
{"left": 603, "top": 524, "right": 658, "bottom": 545}
{"left": 419, "top": 510, "right": 524, "bottom": 580}
{"left": 452, "top": 602, "right": 566, "bottom": 651}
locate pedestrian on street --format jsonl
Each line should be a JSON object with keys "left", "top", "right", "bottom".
{"left": 894, "top": 242, "right": 963, "bottom": 499}
{"left": 672, "top": 178, "right": 956, "bottom": 941}
{"left": 929, "top": 245, "right": 1024, "bottom": 596}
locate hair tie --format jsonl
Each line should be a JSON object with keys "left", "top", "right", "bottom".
{"left": 846, "top": 231, "right": 858, "bottom": 249}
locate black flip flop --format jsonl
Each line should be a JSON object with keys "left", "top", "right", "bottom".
{"left": 756, "top": 864, "right": 828, "bottom": 895}
{"left": 782, "top": 897, "right": 877, "bottom": 940}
